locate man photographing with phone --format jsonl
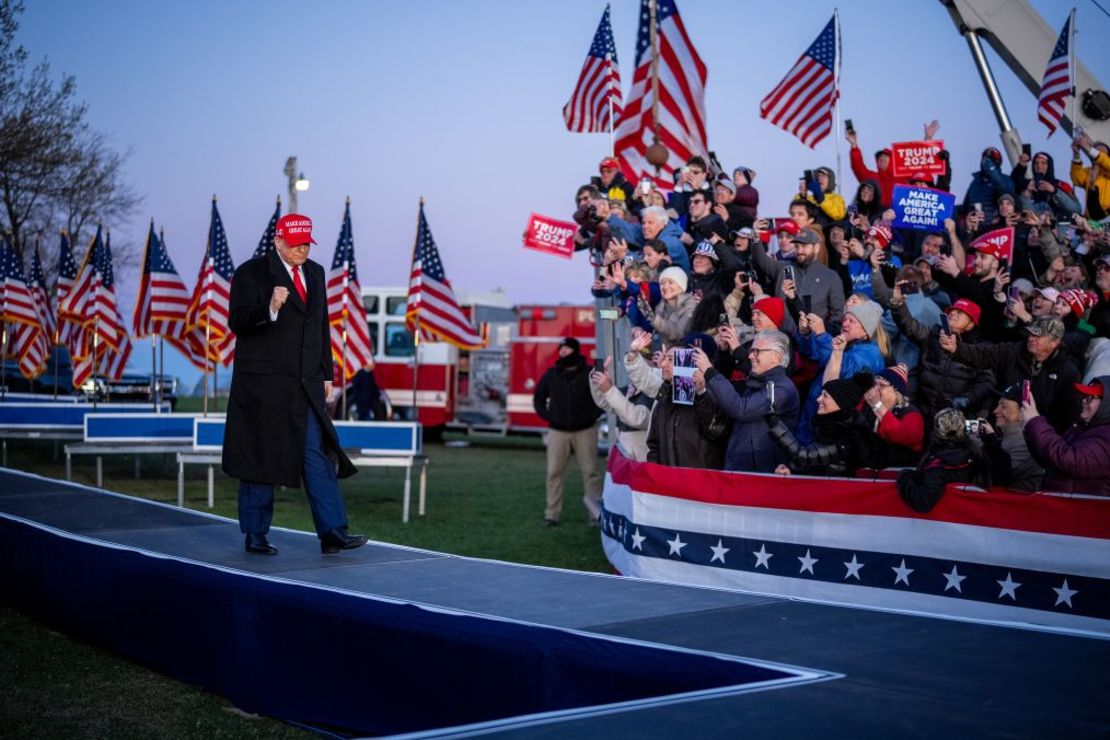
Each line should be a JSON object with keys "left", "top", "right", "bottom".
{"left": 750, "top": 226, "right": 845, "bottom": 333}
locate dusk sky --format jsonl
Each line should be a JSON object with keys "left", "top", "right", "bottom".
{"left": 16, "top": 0, "right": 1110, "bottom": 387}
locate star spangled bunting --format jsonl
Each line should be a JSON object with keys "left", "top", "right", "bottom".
{"left": 252, "top": 198, "right": 281, "bottom": 258}
{"left": 759, "top": 14, "right": 840, "bottom": 149}
{"left": 0, "top": 237, "right": 49, "bottom": 379}
{"left": 600, "top": 511, "right": 1106, "bottom": 621}
{"left": 184, "top": 199, "right": 236, "bottom": 369}
{"left": 563, "top": 4, "right": 623, "bottom": 133}
{"left": 613, "top": 0, "right": 708, "bottom": 190}
{"left": 405, "top": 204, "right": 485, "bottom": 350}
{"left": 1037, "top": 13, "right": 1073, "bottom": 136}
{"left": 327, "top": 201, "right": 375, "bottom": 382}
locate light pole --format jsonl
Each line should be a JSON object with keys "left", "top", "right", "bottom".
{"left": 284, "top": 156, "right": 310, "bottom": 214}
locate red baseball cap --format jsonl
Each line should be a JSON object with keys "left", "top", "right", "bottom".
{"left": 276, "top": 213, "right": 316, "bottom": 246}
{"left": 1073, "top": 379, "right": 1104, "bottom": 398}
{"left": 776, "top": 220, "right": 800, "bottom": 236}
{"left": 946, "top": 298, "right": 982, "bottom": 326}
{"left": 973, "top": 240, "right": 1006, "bottom": 260}
{"left": 599, "top": 157, "right": 619, "bottom": 171}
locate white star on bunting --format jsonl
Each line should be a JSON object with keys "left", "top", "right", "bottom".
{"left": 710, "top": 540, "right": 729, "bottom": 564}
{"left": 942, "top": 565, "right": 967, "bottom": 593}
{"left": 1052, "top": 579, "right": 1077, "bottom": 608}
{"left": 667, "top": 533, "right": 686, "bottom": 557}
{"left": 798, "top": 549, "right": 818, "bottom": 575}
{"left": 843, "top": 554, "right": 864, "bottom": 581}
{"left": 630, "top": 528, "right": 645, "bottom": 551}
{"left": 892, "top": 559, "right": 914, "bottom": 586}
{"left": 753, "top": 544, "right": 773, "bottom": 570}
{"left": 997, "top": 572, "right": 1022, "bottom": 601}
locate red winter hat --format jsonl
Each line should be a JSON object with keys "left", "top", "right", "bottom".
{"left": 599, "top": 157, "right": 619, "bottom": 171}
{"left": 276, "top": 213, "right": 316, "bottom": 246}
{"left": 752, "top": 296, "right": 786, "bottom": 328}
{"left": 983, "top": 147, "right": 1003, "bottom": 166}
{"left": 946, "top": 298, "right": 982, "bottom": 326}
{"left": 1060, "top": 289, "right": 1097, "bottom": 318}
{"left": 868, "top": 224, "right": 893, "bottom": 248}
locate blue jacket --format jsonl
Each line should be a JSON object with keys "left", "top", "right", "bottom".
{"left": 609, "top": 215, "right": 691, "bottom": 273}
{"left": 795, "top": 332, "right": 885, "bottom": 444}
{"left": 706, "top": 366, "right": 800, "bottom": 473}
{"left": 962, "top": 158, "right": 1013, "bottom": 223}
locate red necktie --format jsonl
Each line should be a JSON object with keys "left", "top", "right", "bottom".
{"left": 292, "top": 265, "right": 307, "bottom": 303}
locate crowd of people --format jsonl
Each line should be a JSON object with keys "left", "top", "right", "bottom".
{"left": 555, "top": 125, "right": 1110, "bottom": 512}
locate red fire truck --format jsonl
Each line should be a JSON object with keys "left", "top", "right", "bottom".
{"left": 357, "top": 287, "right": 597, "bottom": 434}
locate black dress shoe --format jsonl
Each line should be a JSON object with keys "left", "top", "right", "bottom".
{"left": 245, "top": 533, "right": 278, "bottom": 555}
{"left": 320, "top": 527, "right": 368, "bottom": 554}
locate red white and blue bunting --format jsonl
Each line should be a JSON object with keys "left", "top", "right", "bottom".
{"left": 601, "top": 448, "right": 1110, "bottom": 636}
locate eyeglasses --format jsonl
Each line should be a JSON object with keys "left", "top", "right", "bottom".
{"left": 1097, "top": 262, "right": 1110, "bottom": 272}
{"left": 748, "top": 347, "right": 777, "bottom": 356}
{"left": 689, "top": 199, "right": 707, "bottom": 205}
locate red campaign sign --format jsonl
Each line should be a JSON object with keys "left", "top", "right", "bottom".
{"left": 523, "top": 213, "right": 577, "bottom": 259}
{"left": 890, "top": 140, "right": 947, "bottom": 179}
{"left": 968, "top": 227, "right": 1016, "bottom": 271}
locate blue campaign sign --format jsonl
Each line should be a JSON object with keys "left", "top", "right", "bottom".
{"left": 891, "top": 185, "right": 956, "bottom": 232}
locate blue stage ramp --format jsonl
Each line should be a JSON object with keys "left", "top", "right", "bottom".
{"left": 0, "top": 468, "right": 1106, "bottom": 739}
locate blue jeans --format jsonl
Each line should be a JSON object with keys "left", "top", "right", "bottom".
{"left": 238, "top": 409, "right": 348, "bottom": 537}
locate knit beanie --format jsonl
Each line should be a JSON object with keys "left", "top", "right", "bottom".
{"left": 659, "top": 266, "right": 689, "bottom": 293}
{"left": 752, "top": 296, "right": 786, "bottom": 329}
{"left": 823, "top": 377, "right": 865, "bottom": 412}
{"left": 847, "top": 300, "right": 883, "bottom": 338}
{"left": 877, "top": 363, "right": 910, "bottom": 397}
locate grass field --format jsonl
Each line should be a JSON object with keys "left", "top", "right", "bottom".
{"left": 1, "top": 406, "right": 611, "bottom": 738}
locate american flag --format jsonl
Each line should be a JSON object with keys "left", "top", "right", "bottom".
{"left": 27, "top": 245, "right": 55, "bottom": 340}
{"left": 612, "top": 0, "right": 708, "bottom": 189}
{"left": 184, "top": 199, "right": 236, "bottom": 368}
{"left": 327, "top": 201, "right": 375, "bottom": 381}
{"left": 133, "top": 221, "right": 192, "bottom": 339}
{"left": 252, "top": 198, "right": 281, "bottom": 259}
{"left": 562, "top": 4, "right": 623, "bottom": 133}
{"left": 1037, "top": 13, "right": 1073, "bottom": 136}
{"left": 55, "top": 230, "right": 92, "bottom": 388}
{"left": 759, "top": 14, "right": 840, "bottom": 149}
{"left": 406, "top": 203, "right": 485, "bottom": 350}
{"left": 58, "top": 227, "right": 132, "bottom": 381}
{"left": 0, "top": 237, "right": 49, "bottom": 379}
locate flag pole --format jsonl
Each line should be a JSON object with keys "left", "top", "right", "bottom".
{"left": 1069, "top": 7, "right": 1077, "bottom": 136}
{"left": 159, "top": 334, "right": 165, "bottom": 409}
{"left": 341, "top": 196, "right": 350, "bottom": 420}
{"left": 52, "top": 327, "right": 59, "bottom": 400}
{"left": 608, "top": 97, "right": 615, "bottom": 157}
{"left": 0, "top": 322, "right": 7, "bottom": 401}
{"left": 151, "top": 333, "right": 158, "bottom": 412}
{"left": 833, "top": 8, "right": 842, "bottom": 189}
{"left": 203, "top": 196, "right": 214, "bottom": 418}
{"left": 410, "top": 197, "right": 424, "bottom": 423}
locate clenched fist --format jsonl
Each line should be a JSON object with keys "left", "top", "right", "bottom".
{"left": 270, "top": 286, "right": 290, "bottom": 313}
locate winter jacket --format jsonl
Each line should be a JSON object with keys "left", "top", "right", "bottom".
{"left": 896, "top": 444, "right": 983, "bottom": 513}
{"left": 625, "top": 351, "right": 664, "bottom": 399}
{"left": 962, "top": 157, "right": 1014, "bottom": 224}
{"left": 864, "top": 404, "right": 925, "bottom": 468}
{"left": 795, "top": 333, "right": 885, "bottom": 444}
{"left": 891, "top": 301, "right": 996, "bottom": 419}
{"left": 705, "top": 365, "right": 800, "bottom": 473}
{"left": 733, "top": 185, "right": 759, "bottom": 225}
{"left": 685, "top": 213, "right": 729, "bottom": 247}
{"left": 646, "top": 383, "right": 728, "bottom": 469}
{"left": 851, "top": 178, "right": 885, "bottom": 221}
{"left": 650, "top": 292, "right": 697, "bottom": 344}
{"left": 611, "top": 215, "right": 691, "bottom": 273}
{"left": 1012, "top": 153, "right": 1082, "bottom": 221}
{"left": 590, "top": 382, "right": 653, "bottom": 461}
{"left": 768, "top": 408, "right": 873, "bottom": 476}
{"left": 850, "top": 147, "right": 898, "bottom": 206}
{"left": 805, "top": 169, "right": 848, "bottom": 225}
{"left": 591, "top": 172, "right": 636, "bottom": 208}
{"left": 750, "top": 241, "right": 845, "bottom": 328}
{"left": 1070, "top": 149, "right": 1110, "bottom": 219}
{"left": 1085, "top": 337, "right": 1110, "bottom": 382}
{"left": 532, "top": 354, "right": 601, "bottom": 432}
{"left": 932, "top": 270, "right": 1006, "bottom": 339}
{"left": 950, "top": 340, "right": 1082, "bottom": 433}
{"left": 873, "top": 287, "right": 943, "bottom": 392}
{"left": 1023, "top": 376, "right": 1110, "bottom": 495}
{"left": 989, "top": 423, "right": 1044, "bottom": 492}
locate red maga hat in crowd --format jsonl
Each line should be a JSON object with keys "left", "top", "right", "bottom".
{"left": 276, "top": 214, "right": 316, "bottom": 246}
{"left": 946, "top": 298, "right": 982, "bottom": 326}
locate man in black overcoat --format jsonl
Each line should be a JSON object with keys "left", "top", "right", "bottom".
{"left": 222, "top": 213, "right": 365, "bottom": 555}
